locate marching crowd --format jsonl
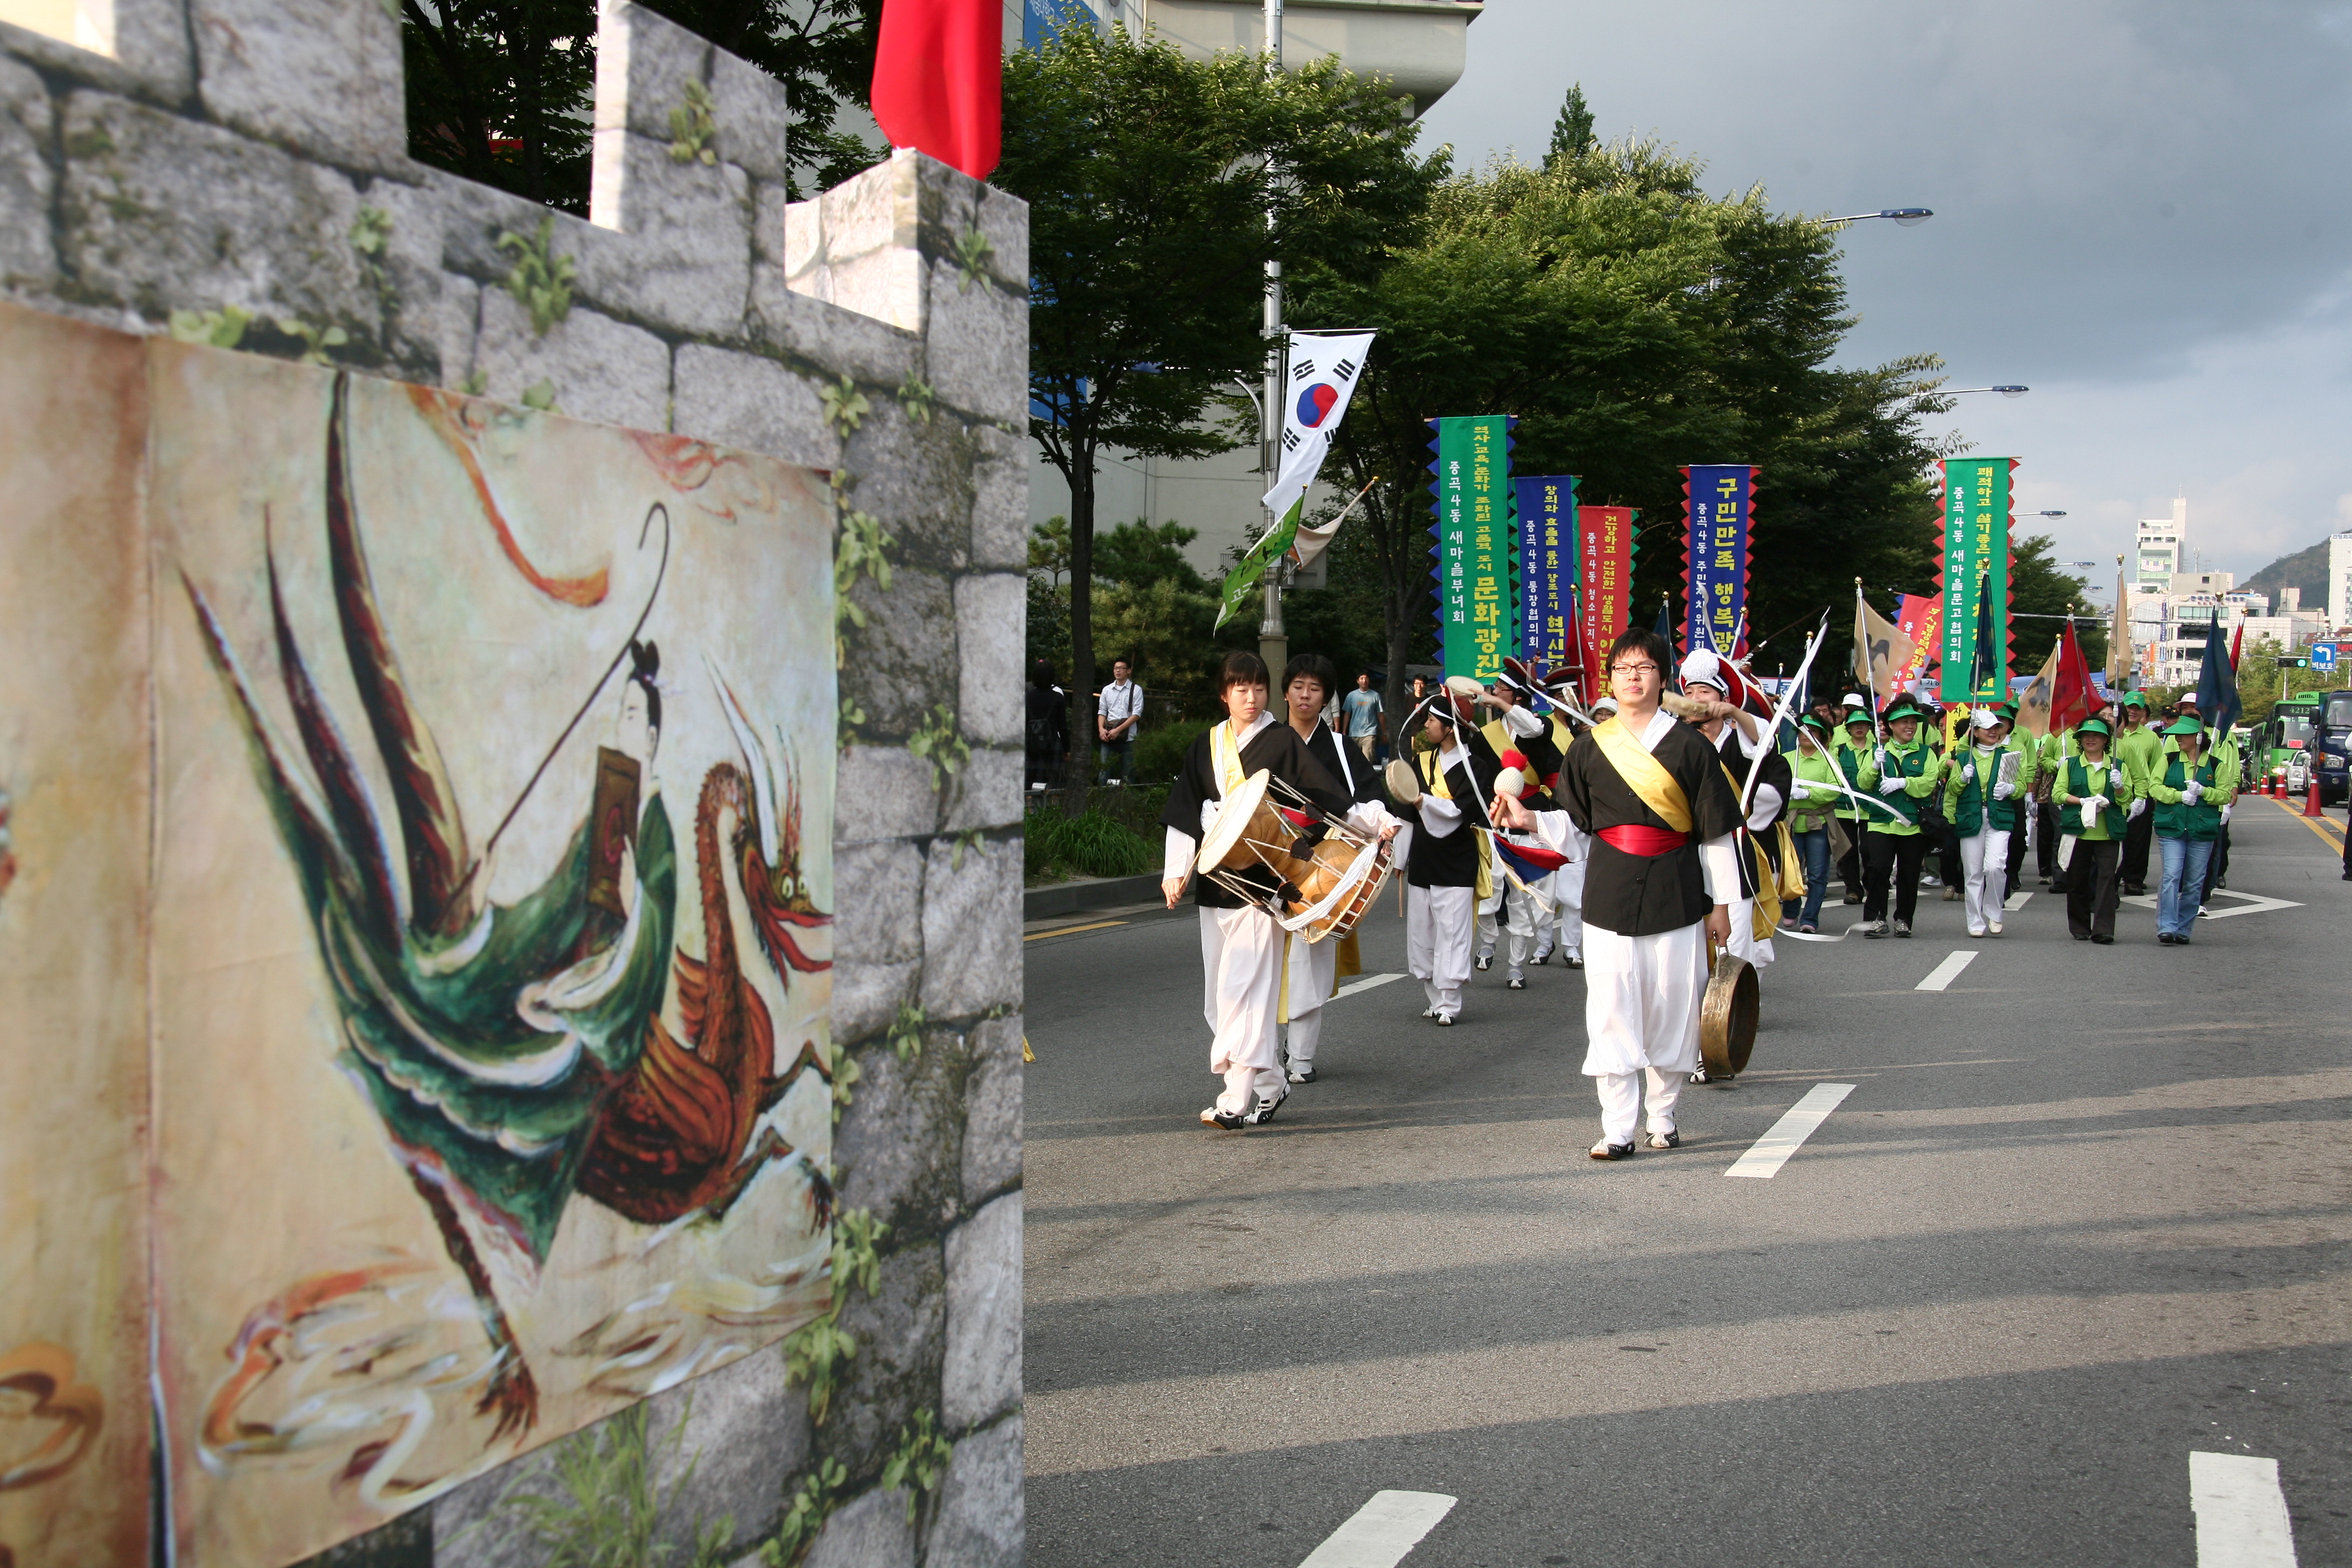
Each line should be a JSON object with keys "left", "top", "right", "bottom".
{"left": 1149, "top": 636, "right": 2250, "bottom": 1153}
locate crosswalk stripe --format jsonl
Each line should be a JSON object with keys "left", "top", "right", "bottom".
{"left": 2190, "top": 1452, "right": 2298, "bottom": 1567}
{"left": 2003, "top": 890, "right": 2032, "bottom": 909}
{"left": 1296, "top": 1490, "right": 1458, "bottom": 1568}
{"left": 1916, "top": 950, "right": 1977, "bottom": 991}
{"left": 1725, "top": 1083, "right": 1854, "bottom": 1179}
{"left": 1333, "top": 972, "right": 1408, "bottom": 1001}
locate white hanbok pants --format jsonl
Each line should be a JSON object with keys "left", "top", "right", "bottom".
{"left": 1546, "top": 859, "right": 1585, "bottom": 960}
{"left": 1200, "top": 905, "right": 1284, "bottom": 1114}
{"left": 1282, "top": 929, "right": 1338, "bottom": 1066}
{"left": 1960, "top": 822, "right": 2011, "bottom": 936}
{"left": 1407, "top": 883, "right": 1475, "bottom": 1019}
{"left": 1476, "top": 880, "right": 1541, "bottom": 970}
{"left": 1724, "top": 897, "right": 1775, "bottom": 970}
{"left": 1581, "top": 921, "right": 1707, "bottom": 1136}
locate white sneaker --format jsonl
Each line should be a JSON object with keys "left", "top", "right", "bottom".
{"left": 1987, "top": 922, "right": 2003, "bottom": 936}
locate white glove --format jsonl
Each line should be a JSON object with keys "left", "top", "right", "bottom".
{"left": 1961, "top": 761, "right": 1977, "bottom": 785}
{"left": 2108, "top": 767, "right": 2126, "bottom": 794}
{"left": 1874, "top": 748, "right": 1890, "bottom": 774}
{"left": 2220, "top": 802, "right": 2235, "bottom": 825}
{"left": 1877, "top": 774, "right": 1907, "bottom": 796}
{"left": 1992, "top": 781, "right": 2015, "bottom": 800}
{"left": 2183, "top": 781, "right": 2203, "bottom": 805}
{"left": 2128, "top": 797, "right": 2148, "bottom": 820}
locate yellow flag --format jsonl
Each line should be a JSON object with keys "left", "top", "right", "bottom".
{"left": 1854, "top": 591, "right": 1916, "bottom": 699}
{"left": 2015, "top": 640, "right": 2061, "bottom": 739}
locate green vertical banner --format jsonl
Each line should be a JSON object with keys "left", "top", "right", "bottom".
{"left": 1938, "top": 457, "right": 2015, "bottom": 702}
{"left": 1429, "top": 414, "right": 1517, "bottom": 679}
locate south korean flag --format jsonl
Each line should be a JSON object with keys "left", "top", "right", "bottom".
{"left": 1259, "top": 331, "right": 1375, "bottom": 533}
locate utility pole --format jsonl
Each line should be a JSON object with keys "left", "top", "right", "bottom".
{"left": 1257, "top": 0, "right": 1287, "bottom": 678}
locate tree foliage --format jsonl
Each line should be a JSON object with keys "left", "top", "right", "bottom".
{"left": 403, "top": 0, "right": 880, "bottom": 213}
{"left": 1292, "top": 135, "right": 1959, "bottom": 718}
{"left": 1545, "top": 83, "right": 1594, "bottom": 169}
{"left": 997, "top": 26, "right": 1443, "bottom": 722}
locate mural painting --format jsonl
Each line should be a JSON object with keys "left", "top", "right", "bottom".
{"left": 0, "top": 302, "right": 839, "bottom": 1566}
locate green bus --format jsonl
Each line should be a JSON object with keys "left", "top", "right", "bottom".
{"left": 2256, "top": 692, "right": 2323, "bottom": 787}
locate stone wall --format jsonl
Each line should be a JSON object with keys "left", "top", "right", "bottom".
{"left": 0, "top": 0, "right": 1026, "bottom": 1560}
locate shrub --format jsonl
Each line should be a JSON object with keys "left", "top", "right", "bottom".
{"left": 1025, "top": 809, "right": 1158, "bottom": 882}
{"left": 1135, "top": 719, "right": 1208, "bottom": 784}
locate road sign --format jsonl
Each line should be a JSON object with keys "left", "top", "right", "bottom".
{"left": 2313, "top": 643, "right": 2338, "bottom": 671}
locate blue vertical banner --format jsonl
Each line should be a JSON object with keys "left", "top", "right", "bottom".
{"left": 1515, "top": 475, "right": 1577, "bottom": 671}
{"left": 1681, "top": 464, "right": 1756, "bottom": 658}
{"left": 1429, "top": 415, "right": 1518, "bottom": 679}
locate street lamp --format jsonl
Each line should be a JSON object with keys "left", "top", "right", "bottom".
{"left": 2031, "top": 510, "right": 2069, "bottom": 519}
{"left": 1944, "top": 385, "right": 2029, "bottom": 397}
{"left": 1822, "top": 207, "right": 1935, "bottom": 227}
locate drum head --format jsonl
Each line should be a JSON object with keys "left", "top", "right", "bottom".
{"left": 1699, "top": 951, "right": 1759, "bottom": 1078}
{"left": 1194, "top": 768, "right": 1273, "bottom": 873}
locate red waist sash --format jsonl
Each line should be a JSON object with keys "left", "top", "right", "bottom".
{"left": 1596, "top": 823, "right": 1689, "bottom": 857}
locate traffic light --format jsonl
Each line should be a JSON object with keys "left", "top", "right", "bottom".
{"left": 2276, "top": 655, "right": 2311, "bottom": 669}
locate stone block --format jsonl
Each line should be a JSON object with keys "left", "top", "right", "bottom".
{"left": 750, "top": 265, "right": 922, "bottom": 388}
{"left": 649, "top": 1349, "right": 809, "bottom": 1556}
{"left": 592, "top": 0, "right": 710, "bottom": 140}
{"left": 955, "top": 574, "right": 1025, "bottom": 746}
{"left": 940, "top": 747, "right": 1020, "bottom": 834}
{"left": 434, "top": 1440, "right": 562, "bottom": 1568}
{"left": 471, "top": 290, "right": 671, "bottom": 433}
{"left": 0, "top": 0, "right": 194, "bottom": 103}
{"left": 832, "top": 957, "right": 919, "bottom": 1047}
{"left": 920, "top": 836, "right": 1020, "bottom": 1019}
{"left": 821, "top": 1242, "right": 944, "bottom": 1480}
{"left": 834, "top": 839, "right": 923, "bottom": 967}
{"left": 834, "top": 1032, "right": 964, "bottom": 1238}
{"left": 58, "top": 92, "right": 375, "bottom": 333}
{"left": 923, "top": 1416, "right": 1023, "bottom": 1568}
{"left": 190, "top": 0, "right": 405, "bottom": 169}
{"left": 289, "top": 1507, "right": 431, "bottom": 1567}
{"left": 802, "top": 1485, "right": 916, "bottom": 1568}
{"left": 834, "top": 745, "right": 941, "bottom": 843}
{"left": 924, "top": 265, "right": 1027, "bottom": 427}
{"left": 0, "top": 57, "right": 54, "bottom": 290}
{"left": 420, "top": 163, "right": 565, "bottom": 281}
{"left": 825, "top": 245, "right": 929, "bottom": 336}
{"left": 970, "top": 186, "right": 1031, "bottom": 296}
{"left": 822, "top": 152, "right": 920, "bottom": 264}
{"left": 584, "top": 128, "right": 752, "bottom": 337}
{"left": 839, "top": 566, "right": 957, "bottom": 738}
{"left": 841, "top": 397, "right": 971, "bottom": 570}
{"left": 942, "top": 1193, "right": 1021, "bottom": 1432}
{"left": 671, "top": 342, "right": 837, "bottom": 467}
{"left": 961, "top": 1016, "right": 1023, "bottom": 1206}
{"left": 966, "top": 422, "right": 1029, "bottom": 572}
{"left": 709, "top": 47, "right": 790, "bottom": 183}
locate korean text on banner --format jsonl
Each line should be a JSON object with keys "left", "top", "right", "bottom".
{"left": 1516, "top": 475, "right": 1576, "bottom": 672}
{"left": 1578, "top": 505, "right": 1637, "bottom": 689}
{"left": 1895, "top": 593, "right": 1941, "bottom": 691}
{"left": 1939, "top": 457, "right": 2015, "bottom": 702}
{"left": 1430, "top": 415, "right": 1516, "bottom": 680}
{"left": 1683, "top": 464, "right": 1756, "bottom": 657}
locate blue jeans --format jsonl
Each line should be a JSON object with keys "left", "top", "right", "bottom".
{"left": 2156, "top": 835, "right": 2212, "bottom": 937}
{"left": 1794, "top": 828, "right": 1833, "bottom": 928}
{"left": 1097, "top": 732, "right": 1135, "bottom": 785}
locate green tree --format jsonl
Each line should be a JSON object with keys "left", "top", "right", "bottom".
{"left": 1544, "top": 83, "right": 1595, "bottom": 169}
{"left": 404, "top": 0, "right": 880, "bottom": 212}
{"left": 997, "top": 25, "right": 1442, "bottom": 733}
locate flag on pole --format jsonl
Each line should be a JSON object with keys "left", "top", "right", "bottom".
{"left": 871, "top": 0, "right": 1003, "bottom": 180}
{"left": 1653, "top": 594, "right": 1674, "bottom": 644}
{"left": 2194, "top": 619, "right": 2243, "bottom": 737}
{"left": 2053, "top": 620, "right": 2099, "bottom": 732}
{"left": 1968, "top": 569, "right": 2001, "bottom": 699}
{"left": 1219, "top": 332, "right": 1375, "bottom": 630}
{"left": 2228, "top": 621, "right": 2244, "bottom": 671}
{"left": 2108, "top": 559, "right": 2135, "bottom": 689}
{"left": 1854, "top": 592, "right": 1915, "bottom": 701}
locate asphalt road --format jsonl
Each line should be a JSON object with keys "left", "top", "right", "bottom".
{"left": 1021, "top": 796, "right": 2352, "bottom": 1567}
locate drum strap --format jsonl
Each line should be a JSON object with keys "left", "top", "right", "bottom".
{"left": 1590, "top": 717, "right": 1693, "bottom": 833}
{"left": 1211, "top": 720, "right": 1247, "bottom": 795}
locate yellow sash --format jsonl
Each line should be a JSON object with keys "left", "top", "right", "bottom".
{"left": 1480, "top": 719, "right": 1542, "bottom": 792}
{"left": 1589, "top": 717, "right": 1693, "bottom": 832}
{"left": 1210, "top": 718, "right": 1247, "bottom": 794}
{"left": 1420, "top": 748, "right": 1492, "bottom": 899}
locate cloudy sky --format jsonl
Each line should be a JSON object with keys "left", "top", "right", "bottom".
{"left": 1417, "top": 0, "right": 2352, "bottom": 592}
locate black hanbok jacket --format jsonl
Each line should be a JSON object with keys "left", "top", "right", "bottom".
{"left": 1161, "top": 719, "right": 1352, "bottom": 909}
{"left": 1556, "top": 713, "right": 1744, "bottom": 936}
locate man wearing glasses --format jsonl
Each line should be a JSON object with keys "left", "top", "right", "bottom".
{"left": 1489, "top": 629, "right": 1742, "bottom": 1160}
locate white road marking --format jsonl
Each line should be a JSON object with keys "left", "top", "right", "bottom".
{"left": 1333, "top": 972, "right": 1408, "bottom": 1002}
{"left": 2117, "top": 889, "right": 2305, "bottom": 920}
{"left": 2190, "top": 1451, "right": 2299, "bottom": 1567}
{"left": 1915, "top": 950, "right": 1978, "bottom": 991}
{"left": 1725, "top": 1083, "right": 1856, "bottom": 1179}
{"left": 2004, "top": 890, "right": 2032, "bottom": 909}
{"left": 1296, "top": 1490, "right": 1458, "bottom": 1568}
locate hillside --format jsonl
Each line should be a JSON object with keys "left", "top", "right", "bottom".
{"left": 2243, "top": 536, "right": 2330, "bottom": 610}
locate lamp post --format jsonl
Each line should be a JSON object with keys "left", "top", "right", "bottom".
{"left": 1821, "top": 207, "right": 1935, "bottom": 228}
{"left": 1258, "top": 0, "right": 1288, "bottom": 677}
{"left": 1944, "top": 385, "right": 2030, "bottom": 397}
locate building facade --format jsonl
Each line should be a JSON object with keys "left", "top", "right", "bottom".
{"left": 2329, "top": 530, "right": 2352, "bottom": 632}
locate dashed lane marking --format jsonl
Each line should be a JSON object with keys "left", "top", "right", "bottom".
{"left": 1725, "top": 1082, "right": 1856, "bottom": 1179}
{"left": 1296, "top": 1490, "right": 1458, "bottom": 1568}
{"left": 1915, "top": 950, "right": 1978, "bottom": 991}
{"left": 2004, "top": 890, "right": 2033, "bottom": 909}
{"left": 1333, "top": 972, "right": 1408, "bottom": 1002}
{"left": 2190, "top": 1451, "right": 2298, "bottom": 1567}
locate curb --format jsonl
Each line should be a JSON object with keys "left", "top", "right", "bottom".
{"left": 1023, "top": 873, "right": 1164, "bottom": 920}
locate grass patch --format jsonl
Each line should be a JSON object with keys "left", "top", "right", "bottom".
{"left": 1025, "top": 808, "right": 1157, "bottom": 883}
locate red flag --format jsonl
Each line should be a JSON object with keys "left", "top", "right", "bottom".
{"left": 2052, "top": 620, "right": 2097, "bottom": 732}
{"left": 871, "top": 0, "right": 1002, "bottom": 181}
{"left": 2228, "top": 622, "right": 2243, "bottom": 670}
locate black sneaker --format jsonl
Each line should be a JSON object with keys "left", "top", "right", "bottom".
{"left": 1588, "top": 1140, "right": 1635, "bottom": 1161}
{"left": 1200, "top": 1107, "right": 1246, "bottom": 1130}
{"left": 1475, "top": 953, "right": 1493, "bottom": 971}
{"left": 1893, "top": 920, "right": 1913, "bottom": 938}
{"left": 1246, "top": 1092, "right": 1286, "bottom": 1126}
{"left": 2091, "top": 933, "right": 2114, "bottom": 945}
{"left": 1507, "top": 975, "right": 1525, "bottom": 990}
{"left": 1646, "top": 1130, "right": 1681, "bottom": 1150}
{"left": 1433, "top": 1013, "right": 1456, "bottom": 1027}
{"left": 1863, "top": 919, "right": 1889, "bottom": 940}
{"left": 1688, "top": 1066, "right": 1712, "bottom": 1085}
{"left": 1565, "top": 954, "right": 1584, "bottom": 969}
{"left": 1286, "top": 1063, "right": 1317, "bottom": 1084}
{"left": 1532, "top": 949, "right": 1552, "bottom": 965}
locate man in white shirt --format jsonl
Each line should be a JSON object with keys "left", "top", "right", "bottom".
{"left": 1096, "top": 659, "right": 1143, "bottom": 785}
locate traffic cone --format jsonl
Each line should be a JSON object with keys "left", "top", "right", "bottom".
{"left": 2305, "top": 772, "right": 2324, "bottom": 817}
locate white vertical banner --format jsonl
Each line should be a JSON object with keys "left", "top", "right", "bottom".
{"left": 1260, "top": 331, "right": 1376, "bottom": 529}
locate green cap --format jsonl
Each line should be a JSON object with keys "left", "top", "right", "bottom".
{"left": 1798, "top": 712, "right": 1832, "bottom": 735}
{"left": 2164, "top": 715, "right": 2204, "bottom": 737}
{"left": 2120, "top": 691, "right": 2150, "bottom": 710}
{"left": 2076, "top": 717, "right": 2112, "bottom": 737}
{"left": 1882, "top": 691, "right": 1931, "bottom": 722}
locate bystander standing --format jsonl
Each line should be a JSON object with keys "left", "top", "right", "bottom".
{"left": 1342, "top": 670, "right": 1387, "bottom": 764}
{"left": 1096, "top": 657, "right": 1143, "bottom": 785}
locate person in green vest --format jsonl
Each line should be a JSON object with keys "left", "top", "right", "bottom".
{"left": 1992, "top": 699, "right": 2034, "bottom": 901}
{"left": 1941, "top": 705, "right": 2035, "bottom": 939}
{"left": 1855, "top": 691, "right": 1941, "bottom": 939}
{"left": 2054, "top": 716, "right": 2133, "bottom": 943}
{"left": 2171, "top": 691, "right": 2242, "bottom": 906}
{"left": 1786, "top": 713, "right": 1845, "bottom": 933}
{"left": 2032, "top": 713, "right": 2074, "bottom": 893}
{"left": 1832, "top": 699, "right": 1875, "bottom": 902}
{"left": 2144, "top": 715, "right": 2233, "bottom": 944}
{"left": 2111, "top": 691, "right": 2163, "bottom": 895}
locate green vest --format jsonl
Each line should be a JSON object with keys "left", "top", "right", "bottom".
{"left": 1946, "top": 740, "right": 2027, "bottom": 836}
{"left": 2153, "top": 751, "right": 2225, "bottom": 842}
{"left": 2060, "top": 755, "right": 2130, "bottom": 841}
{"left": 1862, "top": 740, "right": 1933, "bottom": 834}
